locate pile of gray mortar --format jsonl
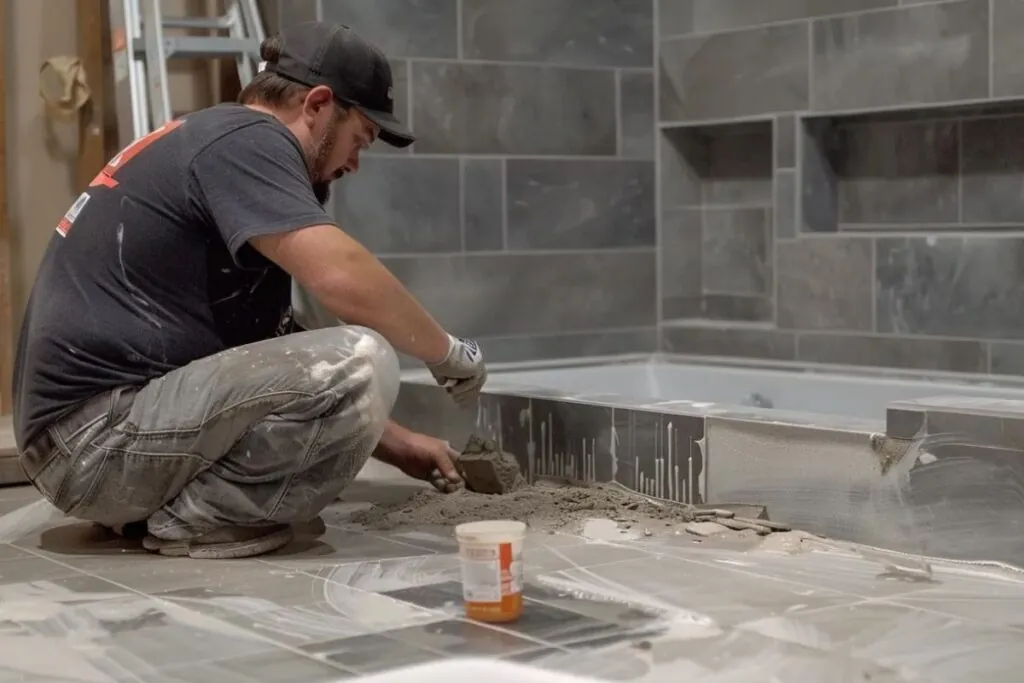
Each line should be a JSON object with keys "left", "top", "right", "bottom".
{"left": 350, "top": 479, "right": 698, "bottom": 532}
{"left": 351, "top": 436, "right": 697, "bottom": 532}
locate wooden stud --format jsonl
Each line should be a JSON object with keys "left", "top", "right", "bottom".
{"left": 77, "top": 0, "right": 116, "bottom": 191}
{"left": 0, "top": 0, "right": 12, "bottom": 415}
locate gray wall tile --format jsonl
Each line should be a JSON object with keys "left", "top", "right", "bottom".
{"left": 462, "top": 0, "right": 653, "bottom": 68}
{"left": 774, "top": 170, "right": 797, "bottom": 239}
{"left": 620, "top": 71, "right": 655, "bottom": 159}
{"left": 797, "top": 333, "right": 988, "bottom": 373}
{"left": 775, "top": 115, "right": 796, "bottom": 169}
{"left": 992, "top": 0, "right": 1024, "bottom": 97}
{"left": 697, "top": 294, "right": 773, "bottom": 323}
{"left": 876, "top": 237, "right": 1024, "bottom": 339}
{"left": 835, "top": 120, "right": 959, "bottom": 225}
{"left": 383, "top": 251, "right": 658, "bottom": 336}
{"left": 479, "top": 329, "right": 659, "bottom": 363}
{"left": 658, "top": 0, "right": 693, "bottom": 37}
{"left": 811, "top": 0, "right": 989, "bottom": 111}
{"left": 332, "top": 157, "right": 460, "bottom": 253}
{"left": 688, "top": 0, "right": 898, "bottom": 33}
{"left": 273, "top": 0, "right": 318, "bottom": 30}
{"left": 412, "top": 62, "right": 616, "bottom": 155}
{"left": 506, "top": 160, "right": 655, "bottom": 250}
{"left": 961, "top": 116, "right": 1024, "bottom": 224}
{"left": 777, "top": 237, "right": 873, "bottom": 330}
{"left": 701, "top": 208, "right": 771, "bottom": 295}
{"left": 462, "top": 158, "right": 504, "bottom": 251}
{"left": 661, "top": 324, "right": 796, "bottom": 360}
{"left": 659, "top": 23, "right": 809, "bottom": 122}
{"left": 990, "top": 342, "right": 1024, "bottom": 376}
{"left": 660, "top": 208, "right": 702, "bottom": 319}
{"left": 321, "top": 0, "right": 458, "bottom": 58}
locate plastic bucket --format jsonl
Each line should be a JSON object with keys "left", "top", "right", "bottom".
{"left": 454, "top": 520, "right": 527, "bottom": 623}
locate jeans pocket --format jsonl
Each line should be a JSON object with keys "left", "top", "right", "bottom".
{"left": 70, "top": 448, "right": 208, "bottom": 527}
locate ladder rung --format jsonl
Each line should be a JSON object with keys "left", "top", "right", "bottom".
{"left": 132, "top": 36, "right": 260, "bottom": 59}
{"left": 160, "top": 16, "right": 233, "bottom": 30}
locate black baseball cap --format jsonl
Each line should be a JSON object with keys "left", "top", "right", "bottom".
{"left": 263, "top": 21, "right": 415, "bottom": 148}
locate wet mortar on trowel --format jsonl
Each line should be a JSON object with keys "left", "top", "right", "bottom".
{"left": 351, "top": 435, "right": 789, "bottom": 539}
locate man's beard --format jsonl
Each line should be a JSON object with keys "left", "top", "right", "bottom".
{"left": 306, "top": 109, "right": 342, "bottom": 207}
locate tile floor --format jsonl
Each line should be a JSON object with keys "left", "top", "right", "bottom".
{"left": 0, "top": 470, "right": 1022, "bottom": 682}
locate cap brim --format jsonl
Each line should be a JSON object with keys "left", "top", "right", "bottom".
{"left": 358, "top": 107, "right": 415, "bottom": 148}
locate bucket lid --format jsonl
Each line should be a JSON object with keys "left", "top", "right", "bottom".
{"left": 455, "top": 520, "right": 526, "bottom": 543}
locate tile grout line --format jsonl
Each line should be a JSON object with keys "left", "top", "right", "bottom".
{"left": 501, "top": 158, "right": 509, "bottom": 250}
{"left": 615, "top": 68, "right": 624, "bottom": 158}
{"left": 456, "top": 0, "right": 464, "bottom": 60}
{"left": 458, "top": 157, "right": 467, "bottom": 251}
{"left": 653, "top": 0, "right": 664, "bottom": 333}
{"left": 989, "top": 0, "right": 995, "bottom": 98}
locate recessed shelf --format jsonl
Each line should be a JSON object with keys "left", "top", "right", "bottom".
{"left": 800, "top": 98, "right": 1024, "bottom": 234}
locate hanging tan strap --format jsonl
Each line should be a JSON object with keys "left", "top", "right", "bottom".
{"left": 39, "top": 56, "right": 92, "bottom": 120}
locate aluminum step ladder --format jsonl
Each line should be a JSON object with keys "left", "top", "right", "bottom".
{"left": 109, "top": 0, "right": 266, "bottom": 148}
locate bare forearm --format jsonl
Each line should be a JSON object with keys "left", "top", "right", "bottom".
{"left": 251, "top": 225, "right": 451, "bottom": 363}
{"left": 373, "top": 420, "right": 412, "bottom": 463}
{"left": 310, "top": 251, "right": 450, "bottom": 362}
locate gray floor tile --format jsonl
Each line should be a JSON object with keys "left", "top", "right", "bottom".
{"left": 0, "top": 544, "right": 37, "bottom": 562}
{"left": 301, "top": 632, "right": 444, "bottom": 673}
{"left": 141, "top": 649, "right": 355, "bottom": 683}
{"left": 259, "top": 526, "right": 430, "bottom": 569}
{"left": 300, "top": 553, "right": 462, "bottom": 593}
{"left": 0, "top": 556, "right": 82, "bottom": 584}
{"left": 739, "top": 600, "right": 1024, "bottom": 679}
{"left": 385, "top": 618, "right": 542, "bottom": 656}
{"left": 96, "top": 558, "right": 330, "bottom": 604}
{"left": 522, "top": 583, "right": 665, "bottom": 628}
{"left": 497, "top": 600, "right": 636, "bottom": 645}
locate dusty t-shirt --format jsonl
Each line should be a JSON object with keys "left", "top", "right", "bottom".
{"left": 13, "top": 103, "right": 334, "bottom": 448}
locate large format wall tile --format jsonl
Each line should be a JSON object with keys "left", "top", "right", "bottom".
{"left": 321, "top": 0, "right": 458, "bottom": 58}
{"left": 412, "top": 62, "right": 616, "bottom": 155}
{"left": 701, "top": 208, "right": 771, "bottom": 295}
{"left": 479, "top": 328, "right": 658, "bottom": 363}
{"left": 462, "top": 158, "right": 504, "bottom": 252}
{"left": 661, "top": 324, "right": 797, "bottom": 361}
{"left": 686, "top": 0, "right": 898, "bottom": 33}
{"left": 620, "top": 71, "right": 655, "bottom": 159}
{"left": 383, "top": 251, "right": 658, "bottom": 336}
{"left": 659, "top": 22, "right": 809, "bottom": 122}
{"left": 992, "top": 0, "right": 1024, "bottom": 97}
{"left": 961, "top": 116, "right": 1024, "bottom": 224}
{"left": 462, "top": 0, "right": 653, "bottom": 68}
{"left": 777, "top": 238, "right": 873, "bottom": 330}
{"left": 797, "top": 333, "right": 988, "bottom": 373}
{"left": 506, "top": 160, "right": 655, "bottom": 250}
{"left": 659, "top": 208, "right": 702, "bottom": 320}
{"left": 331, "top": 157, "right": 461, "bottom": 254}
{"left": 876, "top": 237, "right": 1024, "bottom": 339}
{"left": 811, "top": 0, "right": 989, "bottom": 111}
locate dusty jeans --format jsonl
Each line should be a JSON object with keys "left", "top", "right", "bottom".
{"left": 19, "top": 326, "right": 400, "bottom": 540}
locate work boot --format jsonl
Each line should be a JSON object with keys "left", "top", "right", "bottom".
{"left": 143, "top": 524, "right": 295, "bottom": 559}
{"left": 141, "top": 515, "right": 327, "bottom": 560}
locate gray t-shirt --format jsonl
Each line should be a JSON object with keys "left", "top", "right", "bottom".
{"left": 13, "top": 103, "right": 335, "bottom": 448}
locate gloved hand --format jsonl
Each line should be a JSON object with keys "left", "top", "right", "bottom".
{"left": 427, "top": 335, "right": 487, "bottom": 405}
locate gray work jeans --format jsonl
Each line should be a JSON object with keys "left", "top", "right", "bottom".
{"left": 20, "top": 325, "right": 400, "bottom": 540}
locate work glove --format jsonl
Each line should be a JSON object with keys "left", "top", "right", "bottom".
{"left": 427, "top": 335, "right": 487, "bottom": 405}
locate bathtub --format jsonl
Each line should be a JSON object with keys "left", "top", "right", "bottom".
{"left": 480, "top": 355, "right": 1024, "bottom": 422}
